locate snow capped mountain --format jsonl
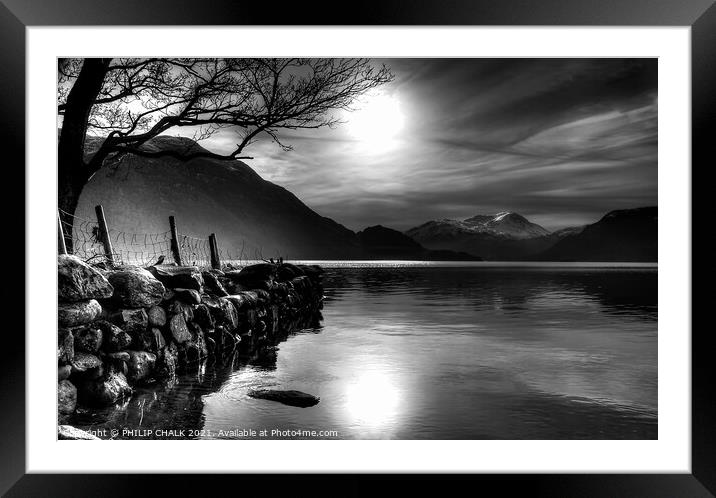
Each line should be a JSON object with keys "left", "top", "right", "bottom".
{"left": 462, "top": 211, "right": 551, "bottom": 239}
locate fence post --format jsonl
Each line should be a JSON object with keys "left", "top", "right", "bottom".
{"left": 58, "top": 211, "right": 67, "bottom": 255}
{"left": 94, "top": 205, "right": 115, "bottom": 264}
{"left": 169, "top": 215, "right": 183, "bottom": 266}
{"left": 209, "top": 233, "right": 221, "bottom": 269}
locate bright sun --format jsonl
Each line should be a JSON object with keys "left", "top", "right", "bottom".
{"left": 346, "top": 94, "right": 405, "bottom": 150}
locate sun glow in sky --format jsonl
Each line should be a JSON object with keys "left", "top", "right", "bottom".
{"left": 345, "top": 93, "right": 405, "bottom": 152}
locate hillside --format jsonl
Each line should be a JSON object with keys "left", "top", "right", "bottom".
{"left": 357, "top": 225, "right": 482, "bottom": 261}
{"left": 536, "top": 207, "right": 657, "bottom": 262}
{"left": 77, "top": 136, "right": 362, "bottom": 260}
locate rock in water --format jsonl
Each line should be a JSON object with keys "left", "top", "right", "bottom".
{"left": 58, "top": 255, "right": 114, "bottom": 302}
{"left": 106, "top": 267, "right": 165, "bottom": 308}
{"left": 58, "top": 299, "right": 102, "bottom": 327}
{"left": 58, "top": 380, "right": 77, "bottom": 414}
{"left": 247, "top": 389, "right": 320, "bottom": 408}
{"left": 78, "top": 372, "right": 132, "bottom": 406}
{"left": 126, "top": 350, "right": 156, "bottom": 382}
{"left": 148, "top": 265, "right": 204, "bottom": 292}
{"left": 58, "top": 425, "right": 99, "bottom": 440}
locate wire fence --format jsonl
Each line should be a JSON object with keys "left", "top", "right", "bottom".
{"left": 58, "top": 207, "right": 257, "bottom": 268}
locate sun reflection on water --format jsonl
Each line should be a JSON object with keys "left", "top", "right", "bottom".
{"left": 343, "top": 370, "right": 402, "bottom": 427}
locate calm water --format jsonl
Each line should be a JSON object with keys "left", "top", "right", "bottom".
{"left": 69, "top": 262, "right": 657, "bottom": 439}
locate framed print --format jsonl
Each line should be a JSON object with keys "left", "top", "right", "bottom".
{"left": 4, "top": 0, "right": 714, "bottom": 495}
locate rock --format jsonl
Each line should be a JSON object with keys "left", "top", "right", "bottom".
{"left": 253, "top": 289, "right": 272, "bottom": 304}
{"left": 137, "top": 327, "right": 166, "bottom": 353}
{"left": 58, "top": 329, "right": 74, "bottom": 364}
{"left": 226, "top": 263, "right": 276, "bottom": 281}
{"left": 182, "top": 324, "right": 208, "bottom": 363}
{"left": 58, "top": 299, "right": 102, "bottom": 327}
{"left": 167, "top": 300, "right": 194, "bottom": 322}
{"left": 155, "top": 343, "right": 178, "bottom": 378}
{"left": 147, "top": 305, "right": 167, "bottom": 327}
{"left": 106, "top": 351, "right": 130, "bottom": 362}
{"left": 78, "top": 372, "right": 132, "bottom": 406}
{"left": 290, "top": 276, "right": 313, "bottom": 293}
{"left": 147, "top": 265, "right": 204, "bottom": 292}
{"left": 247, "top": 389, "right": 320, "bottom": 408}
{"left": 58, "top": 364, "right": 72, "bottom": 381}
{"left": 109, "top": 308, "right": 148, "bottom": 335}
{"left": 168, "top": 313, "right": 192, "bottom": 343}
{"left": 226, "top": 291, "right": 259, "bottom": 311}
{"left": 277, "top": 263, "right": 305, "bottom": 281}
{"left": 201, "top": 296, "right": 239, "bottom": 330}
{"left": 71, "top": 352, "right": 102, "bottom": 373}
{"left": 58, "top": 379, "right": 77, "bottom": 414}
{"left": 192, "top": 304, "right": 215, "bottom": 329}
{"left": 58, "top": 254, "right": 114, "bottom": 302}
{"left": 125, "top": 350, "right": 156, "bottom": 383}
{"left": 58, "top": 425, "right": 100, "bottom": 440}
{"left": 201, "top": 271, "right": 229, "bottom": 296}
{"left": 96, "top": 320, "right": 132, "bottom": 352}
{"left": 173, "top": 288, "right": 202, "bottom": 304}
{"left": 106, "top": 267, "right": 165, "bottom": 308}
{"left": 72, "top": 325, "right": 103, "bottom": 353}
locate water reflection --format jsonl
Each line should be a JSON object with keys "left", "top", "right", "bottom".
{"left": 70, "top": 265, "right": 657, "bottom": 440}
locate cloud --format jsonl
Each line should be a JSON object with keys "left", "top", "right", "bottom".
{"left": 189, "top": 58, "right": 657, "bottom": 232}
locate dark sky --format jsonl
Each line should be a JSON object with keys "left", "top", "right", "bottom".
{"left": 200, "top": 58, "right": 657, "bottom": 232}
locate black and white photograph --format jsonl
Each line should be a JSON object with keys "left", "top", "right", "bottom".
{"left": 56, "top": 57, "right": 658, "bottom": 441}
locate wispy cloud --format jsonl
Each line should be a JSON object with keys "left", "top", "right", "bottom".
{"left": 184, "top": 58, "right": 657, "bottom": 232}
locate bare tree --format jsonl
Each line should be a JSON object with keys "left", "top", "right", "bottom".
{"left": 57, "top": 58, "right": 394, "bottom": 250}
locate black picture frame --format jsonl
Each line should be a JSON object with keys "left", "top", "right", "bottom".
{"left": 3, "top": 0, "right": 713, "bottom": 495}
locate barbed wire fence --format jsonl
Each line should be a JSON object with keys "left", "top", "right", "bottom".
{"left": 58, "top": 206, "right": 263, "bottom": 269}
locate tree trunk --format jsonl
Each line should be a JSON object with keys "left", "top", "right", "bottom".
{"left": 57, "top": 58, "right": 111, "bottom": 253}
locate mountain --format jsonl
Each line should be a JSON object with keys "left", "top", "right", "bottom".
{"left": 536, "top": 207, "right": 657, "bottom": 262}
{"left": 357, "top": 225, "right": 482, "bottom": 261}
{"left": 405, "top": 212, "right": 558, "bottom": 260}
{"left": 77, "top": 136, "right": 362, "bottom": 260}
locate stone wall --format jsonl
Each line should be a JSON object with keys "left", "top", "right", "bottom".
{"left": 57, "top": 255, "right": 324, "bottom": 419}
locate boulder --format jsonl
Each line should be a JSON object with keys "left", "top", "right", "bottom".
{"left": 109, "top": 308, "right": 148, "bottom": 335}
{"left": 192, "top": 304, "right": 215, "bottom": 330}
{"left": 247, "top": 389, "right": 320, "bottom": 408}
{"left": 106, "top": 267, "right": 165, "bottom": 308}
{"left": 147, "top": 305, "right": 167, "bottom": 327}
{"left": 173, "top": 288, "right": 202, "bottom": 304}
{"left": 147, "top": 265, "right": 204, "bottom": 292}
{"left": 168, "top": 313, "right": 192, "bottom": 343}
{"left": 58, "top": 328, "right": 74, "bottom": 364}
{"left": 155, "top": 342, "right": 179, "bottom": 379}
{"left": 78, "top": 372, "right": 132, "bottom": 406}
{"left": 58, "top": 364, "right": 72, "bottom": 381}
{"left": 276, "top": 263, "right": 305, "bottom": 282}
{"left": 181, "top": 324, "right": 208, "bottom": 363}
{"left": 125, "top": 350, "right": 156, "bottom": 383}
{"left": 58, "top": 254, "right": 114, "bottom": 302}
{"left": 226, "top": 291, "right": 259, "bottom": 311}
{"left": 201, "top": 296, "right": 239, "bottom": 330}
{"left": 71, "top": 352, "right": 102, "bottom": 373}
{"left": 97, "top": 320, "right": 132, "bottom": 352}
{"left": 201, "top": 271, "right": 229, "bottom": 296}
{"left": 167, "top": 300, "right": 194, "bottom": 322}
{"left": 58, "top": 425, "right": 100, "bottom": 440}
{"left": 225, "top": 263, "right": 276, "bottom": 282}
{"left": 136, "top": 327, "right": 166, "bottom": 353}
{"left": 58, "top": 379, "right": 77, "bottom": 414}
{"left": 58, "top": 299, "right": 102, "bottom": 327}
{"left": 72, "top": 325, "right": 103, "bottom": 353}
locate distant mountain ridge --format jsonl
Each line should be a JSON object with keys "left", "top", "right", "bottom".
{"left": 536, "top": 207, "right": 657, "bottom": 262}
{"left": 357, "top": 225, "right": 482, "bottom": 261}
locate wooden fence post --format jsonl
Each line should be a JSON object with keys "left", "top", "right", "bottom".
{"left": 209, "top": 233, "right": 220, "bottom": 269}
{"left": 169, "top": 215, "right": 183, "bottom": 266}
{"left": 94, "top": 205, "right": 115, "bottom": 264}
{"left": 58, "top": 211, "right": 67, "bottom": 255}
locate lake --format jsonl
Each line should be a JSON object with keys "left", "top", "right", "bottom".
{"left": 68, "top": 262, "right": 658, "bottom": 439}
